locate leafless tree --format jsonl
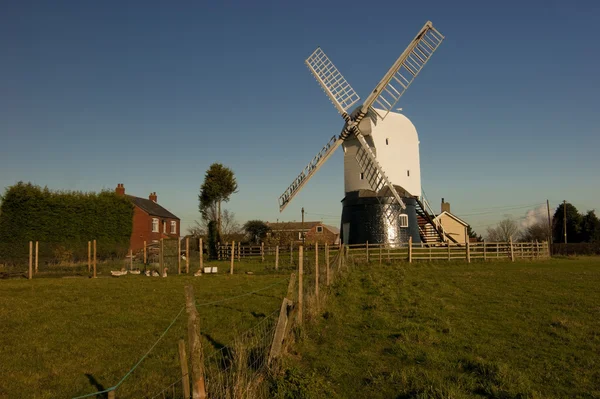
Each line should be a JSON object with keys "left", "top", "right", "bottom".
{"left": 486, "top": 218, "right": 521, "bottom": 242}
{"left": 520, "top": 218, "right": 550, "bottom": 242}
{"left": 187, "top": 209, "right": 240, "bottom": 241}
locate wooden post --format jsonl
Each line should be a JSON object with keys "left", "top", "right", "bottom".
{"left": 290, "top": 242, "right": 293, "bottom": 266}
{"left": 88, "top": 241, "right": 91, "bottom": 272}
{"left": 509, "top": 237, "right": 515, "bottom": 262}
{"left": 496, "top": 242, "right": 499, "bottom": 258}
{"left": 268, "top": 297, "right": 292, "bottom": 364}
{"left": 237, "top": 241, "right": 241, "bottom": 262}
{"left": 298, "top": 246, "right": 303, "bottom": 325}
{"left": 217, "top": 243, "right": 221, "bottom": 261}
{"left": 184, "top": 286, "right": 207, "bottom": 399}
{"left": 143, "top": 240, "right": 147, "bottom": 265}
{"left": 160, "top": 238, "right": 164, "bottom": 275}
{"left": 186, "top": 237, "right": 190, "bottom": 274}
{"left": 535, "top": 240, "right": 539, "bottom": 259}
{"left": 325, "top": 243, "right": 330, "bottom": 286}
{"left": 286, "top": 272, "right": 297, "bottom": 299}
{"left": 35, "top": 241, "right": 39, "bottom": 274}
{"left": 408, "top": 236, "right": 413, "bottom": 263}
{"left": 93, "top": 239, "right": 97, "bottom": 278}
{"left": 448, "top": 244, "right": 451, "bottom": 261}
{"left": 315, "top": 242, "right": 319, "bottom": 303}
{"left": 466, "top": 241, "right": 471, "bottom": 263}
{"left": 338, "top": 244, "right": 343, "bottom": 271}
{"left": 261, "top": 242, "right": 265, "bottom": 262}
{"left": 230, "top": 241, "right": 235, "bottom": 274}
{"left": 366, "top": 241, "right": 369, "bottom": 263}
{"left": 28, "top": 241, "right": 33, "bottom": 280}
{"left": 199, "top": 238, "right": 203, "bottom": 271}
{"left": 379, "top": 244, "right": 382, "bottom": 265}
{"left": 178, "top": 239, "right": 182, "bottom": 275}
{"left": 129, "top": 249, "right": 133, "bottom": 270}
{"left": 275, "top": 245, "right": 279, "bottom": 270}
{"left": 483, "top": 240, "right": 487, "bottom": 261}
{"left": 178, "top": 339, "right": 191, "bottom": 399}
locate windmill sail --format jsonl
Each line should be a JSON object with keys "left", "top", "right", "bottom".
{"left": 278, "top": 136, "right": 343, "bottom": 212}
{"left": 305, "top": 47, "right": 361, "bottom": 118}
{"left": 361, "top": 21, "right": 444, "bottom": 120}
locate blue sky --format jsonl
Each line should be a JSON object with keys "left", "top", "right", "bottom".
{"left": 1, "top": 0, "right": 598, "bottom": 235}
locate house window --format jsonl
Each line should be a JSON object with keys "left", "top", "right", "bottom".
{"left": 407, "top": 170, "right": 410, "bottom": 177}
{"left": 163, "top": 221, "right": 166, "bottom": 233}
{"left": 386, "top": 138, "right": 389, "bottom": 145}
{"left": 316, "top": 226, "right": 323, "bottom": 233}
{"left": 170, "top": 221, "right": 177, "bottom": 234}
{"left": 298, "top": 232, "right": 303, "bottom": 240}
{"left": 360, "top": 172, "right": 364, "bottom": 180}
{"left": 152, "top": 218, "right": 159, "bottom": 233}
{"left": 399, "top": 214, "right": 409, "bottom": 228}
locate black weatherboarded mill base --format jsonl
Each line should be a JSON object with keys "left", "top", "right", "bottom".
{"left": 340, "top": 193, "right": 421, "bottom": 247}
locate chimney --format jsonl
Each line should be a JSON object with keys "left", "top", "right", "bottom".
{"left": 149, "top": 192, "right": 157, "bottom": 202}
{"left": 441, "top": 198, "right": 450, "bottom": 213}
{"left": 115, "top": 183, "right": 125, "bottom": 196}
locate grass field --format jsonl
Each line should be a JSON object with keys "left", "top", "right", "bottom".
{"left": 270, "top": 257, "right": 600, "bottom": 398}
{"left": 0, "top": 258, "right": 292, "bottom": 399}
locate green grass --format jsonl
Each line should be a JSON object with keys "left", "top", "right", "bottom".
{"left": 0, "top": 259, "right": 292, "bottom": 399}
{"left": 270, "top": 257, "right": 600, "bottom": 399}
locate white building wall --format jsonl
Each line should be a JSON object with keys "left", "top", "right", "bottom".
{"left": 343, "top": 110, "right": 422, "bottom": 197}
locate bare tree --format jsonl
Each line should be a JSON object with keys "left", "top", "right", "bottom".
{"left": 521, "top": 219, "right": 550, "bottom": 242}
{"left": 188, "top": 209, "right": 240, "bottom": 241}
{"left": 486, "top": 218, "right": 521, "bottom": 242}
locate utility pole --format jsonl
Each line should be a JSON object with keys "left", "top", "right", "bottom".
{"left": 546, "top": 199, "right": 553, "bottom": 247}
{"left": 563, "top": 200, "right": 567, "bottom": 244}
{"left": 301, "top": 207, "right": 305, "bottom": 246}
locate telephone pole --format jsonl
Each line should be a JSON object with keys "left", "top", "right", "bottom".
{"left": 546, "top": 199, "right": 552, "bottom": 246}
{"left": 301, "top": 207, "right": 305, "bottom": 246}
{"left": 563, "top": 200, "right": 567, "bottom": 244}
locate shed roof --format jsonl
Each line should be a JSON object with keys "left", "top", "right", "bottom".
{"left": 127, "top": 195, "right": 180, "bottom": 220}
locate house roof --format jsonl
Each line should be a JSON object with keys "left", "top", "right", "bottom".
{"left": 433, "top": 211, "right": 468, "bottom": 227}
{"left": 267, "top": 221, "right": 321, "bottom": 231}
{"left": 322, "top": 224, "right": 340, "bottom": 234}
{"left": 127, "top": 195, "right": 180, "bottom": 220}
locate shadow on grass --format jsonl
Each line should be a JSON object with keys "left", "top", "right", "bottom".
{"left": 84, "top": 373, "right": 109, "bottom": 398}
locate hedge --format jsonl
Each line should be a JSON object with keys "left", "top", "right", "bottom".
{"left": 0, "top": 182, "right": 134, "bottom": 264}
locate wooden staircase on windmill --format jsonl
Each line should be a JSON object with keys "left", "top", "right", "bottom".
{"left": 414, "top": 197, "right": 458, "bottom": 245}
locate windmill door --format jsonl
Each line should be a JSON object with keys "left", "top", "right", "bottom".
{"left": 342, "top": 223, "right": 350, "bottom": 245}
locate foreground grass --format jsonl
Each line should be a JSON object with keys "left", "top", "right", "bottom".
{"left": 271, "top": 257, "right": 600, "bottom": 398}
{"left": 0, "top": 261, "right": 290, "bottom": 399}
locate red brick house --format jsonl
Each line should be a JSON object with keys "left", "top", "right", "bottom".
{"left": 265, "top": 221, "right": 340, "bottom": 246}
{"left": 115, "top": 184, "right": 180, "bottom": 251}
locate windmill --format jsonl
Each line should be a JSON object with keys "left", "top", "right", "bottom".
{"left": 278, "top": 21, "right": 453, "bottom": 246}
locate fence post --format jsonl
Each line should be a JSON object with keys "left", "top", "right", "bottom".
{"left": 268, "top": 297, "right": 293, "bottom": 365}
{"left": 447, "top": 244, "right": 451, "bottom": 261}
{"left": 93, "top": 239, "right": 97, "bottom": 278}
{"left": 178, "top": 239, "right": 182, "bottom": 275}
{"left": 261, "top": 242, "right": 265, "bottom": 262}
{"left": 298, "top": 245, "right": 303, "bottom": 325}
{"left": 230, "top": 241, "right": 235, "bottom": 274}
{"left": 184, "top": 286, "right": 207, "bottom": 399}
{"left": 290, "top": 242, "right": 293, "bottom": 266}
{"left": 88, "top": 241, "right": 91, "bottom": 272}
{"left": 325, "top": 243, "right": 330, "bottom": 286}
{"left": 144, "top": 241, "right": 147, "bottom": 265}
{"left": 535, "top": 240, "right": 539, "bottom": 259}
{"left": 509, "top": 237, "right": 515, "bottom": 262}
{"left": 408, "top": 236, "right": 413, "bottom": 263}
{"left": 366, "top": 241, "right": 369, "bottom": 263}
{"left": 129, "top": 249, "right": 133, "bottom": 271}
{"left": 185, "top": 237, "right": 189, "bottom": 274}
{"left": 178, "top": 339, "right": 191, "bottom": 399}
{"left": 199, "top": 238, "right": 203, "bottom": 271}
{"left": 286, "top": 272, "right": 297, "bottom": 299}
{"left": 466, "top": 241, "right": 471, "bottom": 263}
{"left": 338, "top": 244, "right": 343, "bottom": 271}
{"left": 160, "top": 238, "right": 164, "bottom": 275}
{"left": 28, "top": 241, "right": 33, "bottom": 280}
{"left": 35, "top": 241, "right": 39, "bottom": 274}
{"left": 483, "top": 240, "right": 487, "bottom": 261}
{"left": 315, "top": 242, "right": 319, "bottom": 305}
{"left": 379, "top": 244, "right": 382, "bottom": 265}
{"left": 237, "top": 241, "right": 241, "bottom": 262}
